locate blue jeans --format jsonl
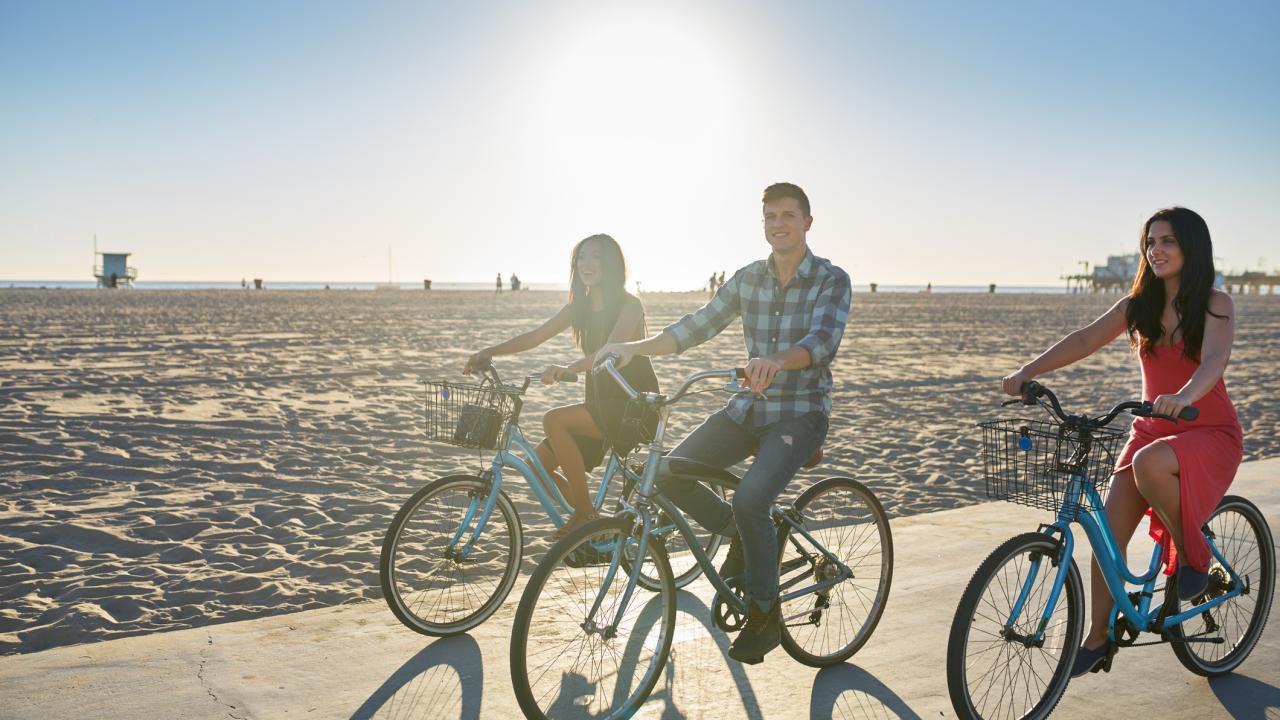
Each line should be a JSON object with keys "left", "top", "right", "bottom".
{"left": 660, "top": 409, "right": 829, "bottom": 610}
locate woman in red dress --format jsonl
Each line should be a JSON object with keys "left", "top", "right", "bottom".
{"left": 1001, "top": 207, "right": 1241, "bottom": 677}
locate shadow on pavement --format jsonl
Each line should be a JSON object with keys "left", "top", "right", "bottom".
{"left": 810, "top": 663, "right": 922, "bottom": 720}
{"left": 643, "top": 589, "right": 765, "bottom": 719}
{"left": 349, "top": 634, "right": 483, "bottom": 720}
{"left": 1209, "top": 672, "right": 1280, "bottom": 719}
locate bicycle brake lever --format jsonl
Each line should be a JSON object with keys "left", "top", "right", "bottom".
{"left": 725, "top": 383, "right": 767, "bottom": 400}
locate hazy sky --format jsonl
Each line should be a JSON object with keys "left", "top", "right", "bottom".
{"left": 3, "top": 1, "right": 1278, "bottom": 288}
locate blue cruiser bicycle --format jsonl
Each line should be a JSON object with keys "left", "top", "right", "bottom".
{"left": 379, "top": 361, "right": 724, "bottom": 636}
{"left": 947, "top": 381, "right": 1274, "bottom": 720}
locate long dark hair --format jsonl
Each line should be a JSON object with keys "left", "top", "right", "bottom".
{"left": 568, "top": 234, "right": 629, "bottom": 348}
{"left": 1125, "top": 207, "right": 1223, "bottom": 359}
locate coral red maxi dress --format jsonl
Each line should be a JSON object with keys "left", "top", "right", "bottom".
{"left": 1113, "top": 339, "right": 1244, "bottom": 573}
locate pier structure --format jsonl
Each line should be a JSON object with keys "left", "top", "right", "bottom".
{"left": 1061, "top": 254, "right": 1138, "bottom": 293}
{"left": 1223, "top": 271, "right": 1280, "bottom": 295}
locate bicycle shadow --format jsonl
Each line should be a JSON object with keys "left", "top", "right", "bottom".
{"left": 809, "top": 663, "right": 921, "bottom": 720}
{"left": 1208, "top": 673, "right": 1280, "bottom": 719}
{"left": 538, "top": 588, "right": 765, "bottom": 719}
{"left": 641, "top": 589, "right": 766, "bottom": 720}
{"left": 348, "top": 635, "right": 483, "bottom": 720}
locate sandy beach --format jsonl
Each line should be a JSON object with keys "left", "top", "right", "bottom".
{"left": 2, "top": 288, "right": 1277, "bottom": 656}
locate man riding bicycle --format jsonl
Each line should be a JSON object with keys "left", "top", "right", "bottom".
{"left": 597, "top": 181, "right": 852, "bottom": 663}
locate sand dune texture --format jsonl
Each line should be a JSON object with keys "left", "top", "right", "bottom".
{"left": 1, "top": 288, "right": 1277, "bottom": 655}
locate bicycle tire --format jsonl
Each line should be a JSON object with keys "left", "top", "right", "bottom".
{"left": 778, "top": 477, "right": 894, "bottom": 667}
{"left": 947, "top": 532, "right": 1083, "bottom": 720}
{"left": 511, "top": 516, "right": 676, "bottom": 720}
{"left": 1169, "top": 495, "right": 1275, "bottom": 676}
{"left": 379, "top": 474, "right": 522, "bottom": 636}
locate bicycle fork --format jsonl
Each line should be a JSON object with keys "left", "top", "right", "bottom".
{"left": 581, "top": 510, "right": 655, "bottom": 639}
{"left": 1003, "top": 528, "right": 1074, "bottom": 648}
{"left": 446, "top": 469, "right": 502, "bottom": 561}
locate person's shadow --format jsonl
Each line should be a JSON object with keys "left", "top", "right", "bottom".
{"left": 809, "top": 662, "right": 921, "bottom": 720}
{"left": 349, "top": 635, "right": 483, "bottom": 720}
{"left": 1208, "top": 673, "right": 1280, "bottom": 719}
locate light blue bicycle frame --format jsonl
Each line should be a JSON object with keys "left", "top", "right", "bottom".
{"left": 445, "top": 418, "right": 626, "bottom": 559}
{"left": 1011, "top": 464, "right": 1247, "bottom": 644}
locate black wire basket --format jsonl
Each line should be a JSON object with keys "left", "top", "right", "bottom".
{"left": 980, "top": 418, "right": 1127, "bottom": 513}
{"left": 425, "top": 380, "right": 520, "bottom": 449}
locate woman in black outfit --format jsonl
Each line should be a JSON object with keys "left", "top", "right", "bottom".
{"left": 465, "top": 234, "right": 658, "bottom": 537}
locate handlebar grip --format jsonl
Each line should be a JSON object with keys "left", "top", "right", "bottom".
{"left": 1135, "top": 402, "right": 1199, "bottom": 423}
{"left": 734, "top": 368, "right": 747, "bottom": 379}
{"left": 561, "top": 372, "right": 579, "bottom": 383}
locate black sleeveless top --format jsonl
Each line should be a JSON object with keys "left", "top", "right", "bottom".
{"left": 580, "top": 298, "right": 660, "bottom": 455}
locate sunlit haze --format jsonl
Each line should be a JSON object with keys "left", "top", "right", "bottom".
{"left": 3, "top": 1, "right": 1278, "bottom": 289}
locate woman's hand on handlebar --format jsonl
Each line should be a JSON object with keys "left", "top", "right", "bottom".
{"left": 594, "top": 342, "right": 634, "bottom": 370}
{"left": 539, "top": 364, "right": 572, "bottom": 385}
{"left": 464, "top": 350, "right": 492, "bottom": 376}
{"left": 1001, "top": 369, "right": 1033, "bottom": 398}
{"left": 1152, "top": 392, "right": 1193, "bottom": 421}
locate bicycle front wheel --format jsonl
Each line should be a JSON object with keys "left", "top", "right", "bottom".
{"left": 1169, "top": 495, "right": 1275, "bottom": 676}
{"left": 511, "top": 516, "right": 676, "bottom": 720}
{"left": 778, "top": 477, "right": 893, "bottom": 667}
{"left": 947, "top": 532, "right": 1083, "bottom": 720}
{"left": 379, "top": 474, "right": 522, "bottom": 636}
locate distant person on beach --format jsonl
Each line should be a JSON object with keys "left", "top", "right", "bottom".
{"left": 465, "top": 234, "right": 659, "bottom": 538}
{"left": 597, "top": 182, "right": 851, "bottom": 664}
{"left": 718, "top": 270, "right": 725, "bottom": 289}
{"left": 1002, "top": 207, "right": 1242, "bottom": 678}
{"left": 510, "top": 273, "right": 521, "bottom": 291}
{"left": 495, "top": 273, "right": 503, "bottom": 294}
{"left": 708, "top": 272, "right": 718, "bottom": 295}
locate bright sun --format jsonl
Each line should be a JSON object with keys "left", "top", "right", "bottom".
{"left": 535, "top": 9, "right": 740, "bottom": 183}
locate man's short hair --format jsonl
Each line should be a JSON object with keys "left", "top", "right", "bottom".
{"left": 762, "top": 182, "right": 810, "bottom": 217}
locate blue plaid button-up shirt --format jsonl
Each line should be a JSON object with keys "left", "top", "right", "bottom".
{"left": 663, "top": 248, "right": 851, "bottom": 426}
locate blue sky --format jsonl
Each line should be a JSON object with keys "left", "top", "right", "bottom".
{"left": 3, "top": 1, "right": 1277, "bottom": 288}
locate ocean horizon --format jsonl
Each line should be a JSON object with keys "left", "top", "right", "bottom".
{"left": 1, "top": 280, "right": 1083, "bottom": 294}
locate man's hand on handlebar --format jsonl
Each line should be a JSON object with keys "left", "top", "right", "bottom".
{"left": 743, "top": 356, "right": 782, "bottom": 394}
{"left": 594, "top": 342, "right": 634, "bottom": 370}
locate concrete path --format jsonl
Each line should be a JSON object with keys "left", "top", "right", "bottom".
{"left": 3, "top": 459, "right": 1277, "bottom": 719}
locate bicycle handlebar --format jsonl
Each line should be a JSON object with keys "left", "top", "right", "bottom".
{"left": 593, "top": 354, "right": 746, "bottom": 405}
{"left": 1014, "top": 380, "right": 1198, "bottom": 426}
{"left": 469, "top": 359, "right": 578, "bottom": 390}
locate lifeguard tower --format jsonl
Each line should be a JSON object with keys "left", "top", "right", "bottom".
{"left": 94, "top": 251, "right": 137, "bottom": 288}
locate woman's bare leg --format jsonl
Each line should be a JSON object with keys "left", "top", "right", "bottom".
{"left": 1132, "top": 442, "right": 1186, "bottom": 564}
{"left": 534, "top": 440, "right": 571, "bottom": 505}
{"left": 1083, "top": 468, "right": 1148, "bottom": 649}
{"left": 543, "top": 404, "right": 605, "bottom": 535}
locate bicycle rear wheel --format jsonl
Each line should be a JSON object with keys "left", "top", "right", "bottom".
{"left": 947, "top": 532, "right": 1083, "bottom": 720}
{"left": 1169, "top": 495, "right": 1275, "bottom": 676}
{"left": 778, "top": 477, "right": 893, "bottom": 667}
{"left": 511, "top": 516, "right": 675, "bottom": 720}
{"left": 379, "top": 474, "right": 522, "bottom": 636}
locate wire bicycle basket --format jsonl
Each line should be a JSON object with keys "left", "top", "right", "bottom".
{"left": 425, "top": 379, "right": 521, "bottom": 449}
{"left": 979, "top": 418, "right": 1126, "bottom": 513}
